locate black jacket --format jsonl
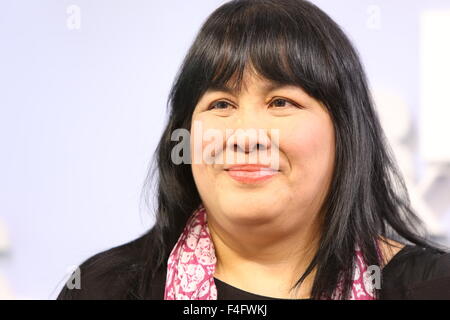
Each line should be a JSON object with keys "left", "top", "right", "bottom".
{"left": 57, "top": 231, "right": 450, "bottom": 300}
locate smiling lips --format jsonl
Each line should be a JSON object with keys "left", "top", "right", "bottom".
{"left": 224, "top": 164, "right": 279, "bottom": 184}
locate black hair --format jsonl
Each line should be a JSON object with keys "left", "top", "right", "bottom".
{"left": 139, "top": 0, "right": 446, "bottom": 299}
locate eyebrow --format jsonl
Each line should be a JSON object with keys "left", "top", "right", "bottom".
{"left": 205, "top": 80, "right": 289, "bottom": 95}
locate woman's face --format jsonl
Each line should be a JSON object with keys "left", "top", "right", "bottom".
{"left": 190, "top": 69, "right": 335, "bottom": 235}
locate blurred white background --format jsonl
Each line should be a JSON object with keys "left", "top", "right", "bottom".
{"left": 0, "top": 0, "right": 449, "bottom": 299}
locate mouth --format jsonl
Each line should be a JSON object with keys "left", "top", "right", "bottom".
{"left": 224, "top": 166, "right": 280, "bottom": 184}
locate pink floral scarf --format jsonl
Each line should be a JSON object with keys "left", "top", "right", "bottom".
{"left": 164, "top": 204, "right": 376, "bottom": 300}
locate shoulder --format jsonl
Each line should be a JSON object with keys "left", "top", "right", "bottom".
{"left": 57, "top": 229, "right": 161, "bottom": 300}
{"left": 380, "top": 242, "right": 450, "bottom": 299}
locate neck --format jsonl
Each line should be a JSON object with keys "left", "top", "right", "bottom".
{"left": 207, "top": 212, "right": 321, "bottom": 299}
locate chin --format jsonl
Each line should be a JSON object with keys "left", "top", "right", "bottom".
{"left": 219, "top": 199, "right": 282, "bottom": 224}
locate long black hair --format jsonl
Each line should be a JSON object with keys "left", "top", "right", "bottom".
{"left": 139, "top": 0, "right": 445, "bottom": 299}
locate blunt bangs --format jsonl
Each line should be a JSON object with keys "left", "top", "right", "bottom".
{"left": 176, "top": 0, "right": 346, "bottom": 122}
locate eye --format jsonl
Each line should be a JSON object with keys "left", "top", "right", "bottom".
{"left": 269, "top": 98, "right": 299, "bottom": 108}
{"left": 208, "top": 100, "right": 233, "bottom": 110}
{"left": 207, "top": 97, "right": 301, "bottom": 111}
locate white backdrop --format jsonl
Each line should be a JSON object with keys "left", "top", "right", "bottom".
{"left": 1, "top": 0, "right": 449, "bottom": 299}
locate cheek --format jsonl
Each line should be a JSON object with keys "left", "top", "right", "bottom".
{"left": 190, "top": 116, "right": 224, "bottom": 166}
{"left": 282, "top": 115, "right": 335, "bottom": 181}
{"left": 190, "top": 116, "right": 225, "bottom": 190}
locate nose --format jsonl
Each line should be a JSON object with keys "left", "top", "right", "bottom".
{"left": 226, "top": 128, "right": 271, "bottom": 154}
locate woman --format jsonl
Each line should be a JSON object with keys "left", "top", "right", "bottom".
{"left": 58, "top": 0, "right": 450, "bottom": 300}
